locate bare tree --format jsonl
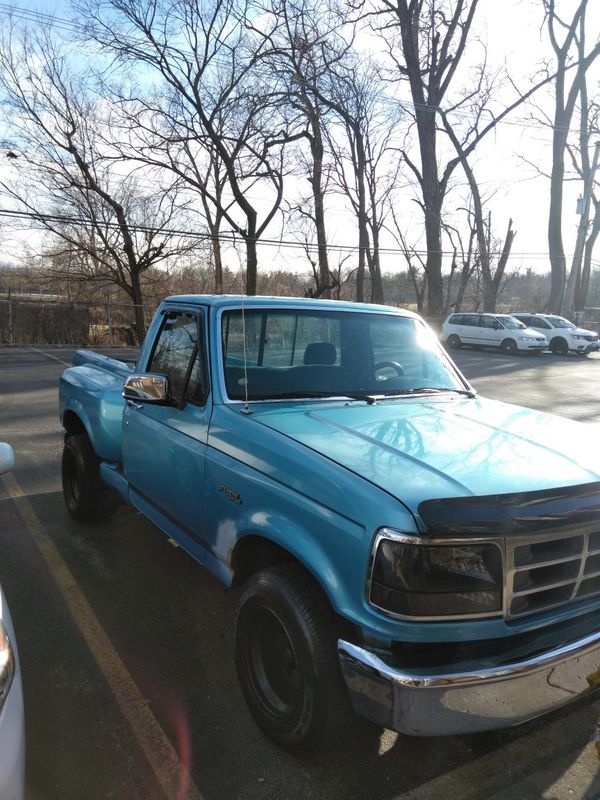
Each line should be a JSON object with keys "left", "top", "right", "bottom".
{"left": 542, "top": 0, "right": 600, "bottom": 312}
{"left": 262, "top": 0, "right": 351, "bottom": 298}
{"left": 389, "top": 208, "right": 427, "bottom": 312}
{"left": 322, "top": 59, "right": 402, "bottom": 304}
{"left": 368, "top": 0, "right": 556, "bottom": 317}
{"left": 0, "top": 23, "right": 197, "bottom": 341}
{"left": 80, "top": 0, "right": 299, "bottom": 295}
{"left": 567, "top": 93, "right": 600, "bottom": 313}
{"left": 367, "top": 0, "right": 481, "bottom": 316}
{"left": 440, "top": 109, "right": 517, "bottom": 311}
{"left": 443, "top": 219, "right": 477, "bottom": 311}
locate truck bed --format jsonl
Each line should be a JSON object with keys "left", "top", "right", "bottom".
{"left": 59, "top": 350, "right": 135, "bottom": 463}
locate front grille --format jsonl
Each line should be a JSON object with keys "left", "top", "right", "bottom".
{"left": 507, "top": 530, "right": 600, "bottom": 618}
{"left": 584, "top": 335, "right": 598, "bottom": 342}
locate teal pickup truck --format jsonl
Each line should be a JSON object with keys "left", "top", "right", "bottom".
{"left": 59, "top": 295, "right": 600, "bottom": 752}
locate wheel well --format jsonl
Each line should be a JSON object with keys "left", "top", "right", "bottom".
{"left": 62, "top": 410, "right": 87, "bottom": 439}
{"left": 230, "top": 536, "right": 358, "bottom": 642}
{"left": 231, "top": 536, "right": 360, "bottom": 642}
{"left": 231, "top": 536, "right": 297, "bottom": 588}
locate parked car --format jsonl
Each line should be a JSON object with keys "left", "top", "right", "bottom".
{"left": 442, "top": 312, "right": 547, "bottom": 353}
{"left": 511, "top": 312, "right": 600, "bottom": 356}
{"left": 0, "top": 443, "right": 25, "bottom": 800}
{"left": 59, "top": 296, "right": 600, "bottom": 752}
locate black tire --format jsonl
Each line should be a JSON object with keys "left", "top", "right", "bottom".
{"left": 501, "top": 338, "right": 518, "bottom": 354}
{"left": 446, "top": 334, "right": 461, "bottom": 349}
{"left": 62, "top": 434, "right": 118, "bottom": 521}
{"left": 550, "top": 337, "right": 569, "bottom": 356}
{"left": 235, "top": 563, "right": 352, "bottom": 753}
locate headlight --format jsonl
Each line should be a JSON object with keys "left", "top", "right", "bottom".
{"left": 0, "top": 619, "right": 15, "bottom": 711}
{"left": 369, "top": 533, "right": 503, "bottom": 618}
{"left": 571, "top": 335, "right": 586, "bottom": 340}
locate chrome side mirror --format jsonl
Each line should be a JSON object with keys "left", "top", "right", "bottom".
{"left": 0, "top": 443, "right": 14, "bottom": 475}
{"left": 122, "top": 374, "right": 173, "bottom": 405}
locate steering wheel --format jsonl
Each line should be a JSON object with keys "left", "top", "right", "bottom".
{"left": 359, "top": 361, "right": 405, "bottom": 386}
{"left": 373, "top": 361, "right": 405, "bottom": 376}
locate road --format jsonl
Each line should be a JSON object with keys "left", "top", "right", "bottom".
{"left": 1, "top": 344, "right": 600, "bottom": 800}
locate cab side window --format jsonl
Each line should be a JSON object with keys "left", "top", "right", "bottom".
{"left": 148, "top": 311, "right": 208, "bottom": 405}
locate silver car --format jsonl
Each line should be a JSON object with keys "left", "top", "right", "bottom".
{"left": 0, "top": 443, "right": 25, "bottom": 800}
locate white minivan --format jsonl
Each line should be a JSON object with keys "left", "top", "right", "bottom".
{"left": 442, "top": 312, "right": 548, "bottom": 353}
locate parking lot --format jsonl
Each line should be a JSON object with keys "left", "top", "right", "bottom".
{"left": 1, "top": 344, "right": 600, "bottom": 800}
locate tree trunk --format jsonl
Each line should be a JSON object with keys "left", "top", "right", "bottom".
{"left": 368, "top": 228, "right": 384, "bottom": 304}
{"left": 129, "top": 269, "right": 146, "bottom": 345}
{"left": 547, "top": 128, "right": 569, "bottom": 312}
{"left": 310, "top": 114, "right": 331, "bottom": 299}
{"left": 575, "top": 203, "right": 600, "bottom": 310}
{"left": 421, "top": 127, "right": 444, "bottom": 316}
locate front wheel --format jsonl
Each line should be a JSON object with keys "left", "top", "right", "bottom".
{"left": 235, "top": 564, "right": 352, "bottom": 753}
{"left": 446, "top": 334, "right": 461, "bottom": 349}
{"left": 62, "top": 434, "right": 118, "bottom": 521}
{"left": 550, "top": 337, "right": 569, "bottom": 356}
{"left": 501, "top": 338, "right": 518, "bottom": 354}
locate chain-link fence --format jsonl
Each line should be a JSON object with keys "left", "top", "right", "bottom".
{"left": 0, "top": 298, "right": 157, "bottom": 346}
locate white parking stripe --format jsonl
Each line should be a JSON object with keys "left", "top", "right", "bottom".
{"left": 28, "top": 347, "right": 73, "bottom": 368}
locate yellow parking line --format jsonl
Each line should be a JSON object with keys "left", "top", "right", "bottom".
{"left": 2, "top": 472, "right": 204, "bottom": 800}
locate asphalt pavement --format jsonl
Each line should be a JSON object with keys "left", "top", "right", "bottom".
{"left": 1, "top": 344, "right": 600, "bottom": 800}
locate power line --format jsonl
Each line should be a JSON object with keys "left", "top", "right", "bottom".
{"left": 0, "top": 3, "right": 76, "bottom": 33}
{"left": 1, "top": 206, "right": 598, "bottom": 266}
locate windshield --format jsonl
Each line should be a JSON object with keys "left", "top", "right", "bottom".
{"left": 548, "top": 316, "right": 576, "bottom": 329}
{"left": 221, "top": 308, "right": 467, "bottom": 401}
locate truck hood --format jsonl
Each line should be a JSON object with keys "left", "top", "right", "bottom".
{"left": 251, "top": 397, "right": 600, "bottom": 513}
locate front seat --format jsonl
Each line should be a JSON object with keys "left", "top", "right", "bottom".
{"left": 303, "top": 342, "right": 336, "bottom": 365}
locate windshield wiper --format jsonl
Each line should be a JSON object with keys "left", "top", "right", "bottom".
{"left": 240, "top": 388, "right": 475, "bottom": 403}
{"left": 245, "top": 390, "right": 383, "bottom": 404}
{"left": 381, "top": 387, "right": 476, "bottom": 399}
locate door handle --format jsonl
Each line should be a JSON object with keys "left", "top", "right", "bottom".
{"left": 126, "top": 399, "right": 144, "bottom": 410}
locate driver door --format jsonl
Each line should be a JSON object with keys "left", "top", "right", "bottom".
{"left": 122, "top": 307, "right": 210, "bottom": 543}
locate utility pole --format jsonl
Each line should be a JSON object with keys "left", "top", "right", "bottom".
{"left": 563, "top": 140, "right": 600, "bottom": 319}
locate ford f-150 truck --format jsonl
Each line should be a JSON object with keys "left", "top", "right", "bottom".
{"left": 59, "top": 295, "right": 600, "bottom": 752}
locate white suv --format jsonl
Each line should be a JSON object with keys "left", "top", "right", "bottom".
{"left": 442, "top": 312, "right": 547, "bottom": 354}
{"left": 511, "top": 313, "right": 600, "bottom": 356}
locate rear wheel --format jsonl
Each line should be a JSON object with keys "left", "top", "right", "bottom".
{"left": 235, "top": 564, "right": 352, "bottom": 753}
{"left": 62, "top": 434, "right": 118, "bottom": 521}
{"left": 550, "top": 337, "right": 569, "bottom": 356}
{"left": 446, "top": 334, "right": 461, "bottom": 349}
{"left": 501, "top": 338, "right": 518, "bottom": 354}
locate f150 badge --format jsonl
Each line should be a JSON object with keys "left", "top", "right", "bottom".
{"left": 219, "top": 484, "right": 242, "bottom": 505}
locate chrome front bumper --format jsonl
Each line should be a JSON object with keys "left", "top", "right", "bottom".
{"left": 338, "top": 631, "right": 600, "bottom": 737}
